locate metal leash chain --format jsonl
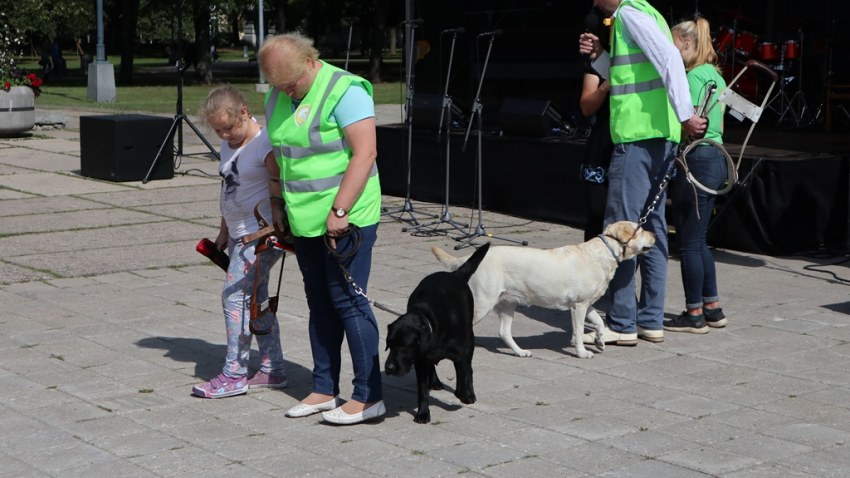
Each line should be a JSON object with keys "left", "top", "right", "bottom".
{"left": 637, "top": 158, "right": 677, "bottom": 228}
{"left": 325, "top": 225, "right": 405, "bottom": 317}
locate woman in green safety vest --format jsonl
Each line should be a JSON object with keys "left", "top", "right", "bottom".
{"left": 259, "top": 33, "right": 385, "bottom": 425}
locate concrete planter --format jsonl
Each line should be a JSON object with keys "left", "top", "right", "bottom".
{"left": 0, "top": 86, "right": 35, "bottom": 136}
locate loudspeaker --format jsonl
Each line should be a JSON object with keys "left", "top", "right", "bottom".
{"left": 80, "top": 114, "right": 175, "bottom": 182}
{"left": 499, "top": 98, "right": 563, "bottom": 138}
{"left": 411, "top": 93, "right": 467, "bottom": 131}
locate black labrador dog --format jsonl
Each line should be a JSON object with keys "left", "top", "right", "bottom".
{"left": 385, "top": 243, "right": 490, "bottom": 423}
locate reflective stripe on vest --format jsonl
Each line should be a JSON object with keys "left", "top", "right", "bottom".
{"left": 610, "top": 77, "right": 665, "bottom": 96}
{"left": 285, "top": 162, "right": 379, "bottom": 193}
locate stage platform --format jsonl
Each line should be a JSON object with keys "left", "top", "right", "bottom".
{"left": 377, "top": 122, "right": 850, "bottom": 256}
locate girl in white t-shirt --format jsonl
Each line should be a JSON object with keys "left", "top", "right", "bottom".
{"left": 192, "top": 86, "right": 287, "bottom": 398}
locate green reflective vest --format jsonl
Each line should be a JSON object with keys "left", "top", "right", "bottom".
{"left": 609, "top": 0, "right": 680, "bottom": 144}
{"left": 264, "top": 62, "right": 381, "bottom": 237}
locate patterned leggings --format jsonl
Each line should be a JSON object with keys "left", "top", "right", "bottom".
{"left": 222, "top": 238, "right": 286, "bottom": 378}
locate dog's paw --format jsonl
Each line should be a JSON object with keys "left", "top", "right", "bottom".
{"left": 595, "top": 337, "right": 605, "bottom": 351}
{"left": 576, "top": 348, "right": 594, "bottom": 359}
{"left": 430, "top": 380, "right": 445, "bottom": 391}
{"left": 413, "top": 412, "right": 431, "bottom": 424}
{"left": 457, "top": 393, "right": 476, "bottom": 404}
{"left": 513, "top": 349, "right": 533, "bottom": 358}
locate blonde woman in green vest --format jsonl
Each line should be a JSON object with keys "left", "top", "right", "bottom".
{"left": 664, "top": 17, "right": 729, "bottom": 334}
{"left": 258, "top": 33, "right": 385, "bottom": 425}
{"left": 579, "top": 0, "right": 707, "bottom": 346}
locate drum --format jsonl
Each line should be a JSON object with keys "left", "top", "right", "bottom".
{"left": 735, "top": 31, "right": 758, "bottom": 57}
{"left": 714, "top": 26, "right": 735, "bottom": 55}
{"left": 785, "top": 40, "right": 799, "bottom": 59}
{"left": 758, "top": 42, "right": 779, "bottom": 62}
{"left": 723, "top": 66, "right": 759, "bottom": 103}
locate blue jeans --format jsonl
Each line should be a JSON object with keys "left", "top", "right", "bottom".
{"left": 670, "top": 144, "right": 727, "bottom": 310}
{"left": 294, "top": 224, "right": 382, "bottom": 403}
{"left": 604, "top": 139, "right": 677, "bottom": 333}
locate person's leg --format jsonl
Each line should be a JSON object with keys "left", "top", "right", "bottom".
{"left": 295, "top": 236, "right": 344, "bottom": 400}
{"left": 324, "top": 224, "right": 383, "bottom": 411}
{"left": 221, "top": 239, "right": 254, "bottom": 378}
{"left": 254, "top": 248, "right": 286, "bottom": 376}
{"left": 692, "top": 146, "right": 727, "bottom": 308}
{"left": 604, "top": 141, "right": 658, "bottom": 334}
{"left": 192, "top": 238, "right": 253, "bottom": 398}
{"left": 670, "top": 166, "right": 704, "bottom": 310}
{"left": 635, "top": 140, "right": 675, "bottom": 331}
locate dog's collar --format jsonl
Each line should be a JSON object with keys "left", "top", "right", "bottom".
{"left": 597, "top": 234, "right": 621, "bottom": 262}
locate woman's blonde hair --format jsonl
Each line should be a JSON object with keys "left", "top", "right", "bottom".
{"left": 672, "top": 17, "right": 720, "bottom": 72}
{"left": 199, "top": 85, "right": 246, "bottom": 124}
{"left": 258, "top": 33, "right": 320, "bottom": 87}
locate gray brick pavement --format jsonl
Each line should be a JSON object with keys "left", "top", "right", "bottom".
{"left": 0, "top": 107, "right": 849, "bottom": 477}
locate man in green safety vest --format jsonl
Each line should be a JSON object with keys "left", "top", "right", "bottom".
{"left": 579, "top": 0, "right": 707, "bottom": 346}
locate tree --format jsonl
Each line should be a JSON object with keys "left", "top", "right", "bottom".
{"left": 118, "top": 0, "right": 141, "bottom": 84}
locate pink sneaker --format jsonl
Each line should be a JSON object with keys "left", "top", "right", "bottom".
{"left": 192, "top": 373, "right": 248, "bottom": 398}
{"left": 247, "top": 370, "right": 288, "bottom": 389}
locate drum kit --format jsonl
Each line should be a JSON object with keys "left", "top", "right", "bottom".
{"left": 713, "top": 8, "right": 809, "bottom": 126}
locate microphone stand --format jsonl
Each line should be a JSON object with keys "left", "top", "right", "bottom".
{"left": 144, "top": 1, "right": 218, "bottom": 184}
{"left": 382, "top": 19, "right": 438, "bottom": 226}
{"left": 403, "top": 29, "right": 467, "bottom": 234}
{"left": 454, "top": 33, "right": 528, "bottom": 250}
{"left": 343, "top": 17, "right": 354, "bottom": 71}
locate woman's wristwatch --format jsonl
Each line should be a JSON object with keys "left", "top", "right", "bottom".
{"left": 332, "top": 206, "right": 348, "bottom": 218}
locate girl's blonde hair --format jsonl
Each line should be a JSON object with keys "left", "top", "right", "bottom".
{"left": 199, "top": 85, "right": 246, "bottom": 124}
{"left": 257, "top": 33, "right": 320, "bottom": 87}
{"left": 671, "top": 17, "right": 720, "bottom": 72}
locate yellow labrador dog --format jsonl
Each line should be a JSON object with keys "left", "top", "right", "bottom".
{"left": 431, "top": 221, "right": 655, "bottom": 358}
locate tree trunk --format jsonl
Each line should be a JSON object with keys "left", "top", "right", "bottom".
{"left": 192, "top": 0, "right": 213, "bottom": 84}
{"left": 118, "top": 0, "right": 140, "bottom": 84}
{"left": 273, "top": 0, "right": 287, "bottom": 33}
{"left": 368, "top": 0, "right": 388, "bottom": 83}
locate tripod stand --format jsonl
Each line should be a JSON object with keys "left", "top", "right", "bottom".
{"left": 382, "top": 19, "right": 438, "bottom": 226}
{"left": 403, "top": 28, "right": 468, "bottom": 234}
{"left": 776, "top": 29, "right": 811, "bottom": 126}
{"left": 454, "top": 32, "right": 528, "bottom": 250}
{"left": 143, "top": 4, "right": 218, "bottom": 184}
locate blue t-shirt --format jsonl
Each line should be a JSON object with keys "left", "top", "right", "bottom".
{"left": 292, "top": 84, "right": 374, "bottom": 128}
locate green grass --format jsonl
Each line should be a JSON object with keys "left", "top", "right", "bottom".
{"left": 36, "top": 81, "right": 404, "bottom": 116}
{"left": 20, "top": 48, "right": 405, "bottom": 115}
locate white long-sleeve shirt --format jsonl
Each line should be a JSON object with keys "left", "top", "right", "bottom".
{"left": 591, "top": 4, "right": 693, "bottom": 123}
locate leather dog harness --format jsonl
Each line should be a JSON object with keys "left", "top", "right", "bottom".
{"left": 246, "top": 200, "right": 295, "bottom": 335}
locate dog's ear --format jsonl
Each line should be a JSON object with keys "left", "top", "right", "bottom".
{"left": 615, "top": 222, "right": 634, "bottom": 244}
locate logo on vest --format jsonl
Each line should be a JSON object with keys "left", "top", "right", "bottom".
{"left": 294, "top": 104, "right": 311, "bottom": 127}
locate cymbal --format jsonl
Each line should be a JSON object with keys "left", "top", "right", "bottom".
{"left": 720, "top": 8, "right": 755, "bottom": 23}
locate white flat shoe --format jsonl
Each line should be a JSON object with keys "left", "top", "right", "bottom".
{"left": 322, "top": 400, "right": 386, "bottom": 425}
{"left": 285, "top": 396, "right": 340, "bottom": 418}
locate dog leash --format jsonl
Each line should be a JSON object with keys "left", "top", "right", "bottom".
{"left": 325, "top": 225, "right": 405, "bottom": 317}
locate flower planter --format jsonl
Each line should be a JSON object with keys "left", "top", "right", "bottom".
{"left": 0, "top": 86, "right": 35, "bottom": 136}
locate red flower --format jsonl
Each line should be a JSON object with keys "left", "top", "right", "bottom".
{"left": 3, "top": 81, "right": 10, "bottom": 90}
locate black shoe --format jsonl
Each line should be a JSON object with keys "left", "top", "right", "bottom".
{"left": 663, "top": 311, "right": 709, "bottom": 334}
{"left": 704, "top": 307, "right": 727, "bottom": 328}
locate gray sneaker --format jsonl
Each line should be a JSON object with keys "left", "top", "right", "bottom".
{"left": 704, "top": 307, "right": 727, "bottom": 328}
{"left": 664, "top": 312, "right": 709, "bottom": 334}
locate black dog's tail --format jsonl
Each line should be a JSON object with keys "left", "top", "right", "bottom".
{"left": 454, "top": 242, "right": 490, "bottom": 282}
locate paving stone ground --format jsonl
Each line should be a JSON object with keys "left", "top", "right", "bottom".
{"left": 1, "top": 106, "right": 849, "bottom": 477}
